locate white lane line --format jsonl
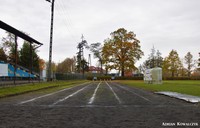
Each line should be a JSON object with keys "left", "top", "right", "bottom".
{"left": 52, "top": 84, "right": 89, "bottom": 105}
{"left": 115, "top": 84, "right": 151, "bottom": 103}
{"left": 18, "top": 82, "right": 90, "bottom": 105}
{"left": 88, "top": 82, "right": 101, "bottom": 104}
{"left": 106, "top": 82, "right": 122, "bottom": 104}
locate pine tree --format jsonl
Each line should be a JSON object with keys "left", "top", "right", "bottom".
{"left": 143, "top": 47, "right": 163, "bottom": 69}
{"left": 184, "top": 52, "right": 194, "bottom": 77}
{"left": 19, "top": 41, "right": 39, "bottom": 73}
{"left": 164, "top": 50, "right": 182, "bottom": 77}
{"left": 198, "top": 52, "right": 200, "bottom": 68}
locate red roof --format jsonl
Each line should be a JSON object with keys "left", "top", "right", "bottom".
{"left": 89, "top": 66, "right": 102, "bottom": 71}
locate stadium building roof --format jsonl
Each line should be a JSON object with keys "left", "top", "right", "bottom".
{"left": 0, "top": 20, "right": 43, "bottom": 45}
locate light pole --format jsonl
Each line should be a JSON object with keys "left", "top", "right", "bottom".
{"left": 46, "top": 0, "right": 55, "bottom": 81}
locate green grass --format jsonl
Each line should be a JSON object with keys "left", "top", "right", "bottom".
{"left": 0, "top": 80, "right": 89, "bottom": 98}
{"left": 119, "top": 80, "right": 200, "bottom": 96}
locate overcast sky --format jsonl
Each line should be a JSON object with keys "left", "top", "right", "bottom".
{"left": 0, "top": 0, "right": 199, "bottom": 67}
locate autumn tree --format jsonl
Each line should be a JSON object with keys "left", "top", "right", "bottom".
{"left": 1, "top": 32, "right": 15, "bottom": 54}
{"left": 39, "top": 58, "right": 45, "bottom": 71}
{"left": 179, "top": 59, "right": 188, "bottom": 77}
{"left": 1, "top": 32, "right": 19, "bottom": 62}
{"left": 162, "top": 57, "right": 170, "bottom": 78}
{"left": 184, "top": 52, "right": 194, "bottom": 77}
{"left": 102, "top": 39, "right": 113, "bottom": 75}
{"left": 102, "top": 28, "right": 143, "bottom": 76}
{"left": 57, "top": 57, "right": 76, "bottom": 73}
{"left": 0, "top": 47, "right": 7, "bottom": 62}
{"left": 163, "top": 50, "right": 182, "bottom": 78}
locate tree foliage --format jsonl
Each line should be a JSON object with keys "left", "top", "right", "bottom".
{"left": 90, "top": 43, "right": 102, "bottom": 59}
{"left": 76, "top": 59, "right": 89, "bottom": 73}
{"left": 76, "top": 37, "right": 88, "bottom": 73}
{"left": 46, "top": 61, "right": 56, "bottom": 72}
{"left": 39, "top": 58, "right": 45, "bottom": 71}
{"left": 1, "top": 32, "right": 19, "bottom": 62}
{"left": 1, "top": 32, "right": 15, "bottom": 54}
{"left": 102, "top": 28, "right": 143, "bottom": 76}
{"left": 19, "top": 41, "right": 39, "bottom": 72}
{"left": 57, "top": 57, "right": 76, "bottom": 73}
{"left": 89, "top": 42, "right": 103, "bottom": 73}
{"left": 143, "top": 46, "right": 163, "bottom": 69}
{"left": 163, "top": 50, "right": 182, "bottom": 77}
{"left": 0, "top": 47, "right": 7, "bottom": 62}
{"left": 184, "top": 52, "right": 194, "bottom": 77}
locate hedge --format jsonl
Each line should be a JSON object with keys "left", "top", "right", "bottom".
{"left": 87, "top": 76, "right": 200, "bottom": 80}
{"left": 86, "top": 76, "right": 143, "bottom": 80}
{"left": 164, "top": 76, "right": 200, "bottom": 80}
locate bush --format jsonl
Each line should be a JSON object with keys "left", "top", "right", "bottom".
{"left": 86, "top": 76, "right": 111, "bottom": 80}
{"left": 86, "top": 76, "right": 143, "bottom": 80}
{"left": 115, "top": 76, "right": 143, "bottom": 80}
{"left": 163, "top": 76, "right": 200, "bottom": 80}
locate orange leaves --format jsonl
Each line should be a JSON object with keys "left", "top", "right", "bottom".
{"left": 102, "top": 28, "right": 144, "bottom": 76}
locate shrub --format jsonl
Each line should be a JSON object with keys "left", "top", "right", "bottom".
{"left": 86, "top": 76, "right": 111, "bottom": 80}
{"left": 163, "top": 76, "right": 200, "bottom": 80}
{"left": 115, "top": 76, "right": 143, "bottom": 80}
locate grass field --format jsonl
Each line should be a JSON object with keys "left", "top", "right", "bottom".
{"left": 119, "top": 80, "right": 200, "bottom": 97}
{"left": 1, "top": 80, "right": 200, "bottom": 98}
{"left": 0, "top": 80, "right": 88, "bottom": 98}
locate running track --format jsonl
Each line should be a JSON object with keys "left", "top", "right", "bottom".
{"left": 0, "top": 81, "right": 199, "bottom": 127}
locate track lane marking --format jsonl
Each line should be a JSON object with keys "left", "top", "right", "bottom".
{"left": 51, "top": 84, "right": 90, "bottom": 106}
{"left": 106, "top": 82, "right": 122, "bottom": 104}
{"left": 18, "top": 82, "right": 91, "bottom": 105}
{"left": 115, "top": 83, "right": 151, "bottom": 103}
{"left": 88, "top": 82, "right": 101, "bottom": 104}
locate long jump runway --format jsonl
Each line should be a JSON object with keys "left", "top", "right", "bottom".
{"left": 0, "top": 82, "right": 200, "bottom": 128}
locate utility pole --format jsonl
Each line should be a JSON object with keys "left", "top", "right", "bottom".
{"left": 88, "top": 54, "right": 91, "bottom": 67}
{"left": 198, "top": 52, "right": 200, "bottom": 67}
{"left": 46, "top": 0, "right": 55, "bottom": 81}
{"left": 14, "top": 35, "right": 18, "bottom": 85}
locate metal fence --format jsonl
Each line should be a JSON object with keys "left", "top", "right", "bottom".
{"left": 55, "top": 73, "right": 86, "bottom": 80}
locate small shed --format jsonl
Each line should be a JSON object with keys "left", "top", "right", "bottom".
{"left": 144, "top": 67, "right": 162, "bottom": 84}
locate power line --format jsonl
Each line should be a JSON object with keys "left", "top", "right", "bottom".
{"left": 54, "top": 1, "right": 79, "bottom": 43}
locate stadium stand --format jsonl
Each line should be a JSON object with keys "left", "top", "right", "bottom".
{"left": 0, "top": 61, "right": 37, "bottom": 78}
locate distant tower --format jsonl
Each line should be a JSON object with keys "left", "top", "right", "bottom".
{"left": 88, "top": 54, "right": 91, "bottom": 67}
{"left": 198, "top": 52, "right": 200, "bottom": 67}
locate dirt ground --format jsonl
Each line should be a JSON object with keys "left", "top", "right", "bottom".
{"left": 0, "top": 81, "right": 199, "bottom": 128}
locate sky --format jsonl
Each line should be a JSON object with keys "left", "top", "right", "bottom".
{"left": 0, "top": 0, "right": 199, "bottom": 68}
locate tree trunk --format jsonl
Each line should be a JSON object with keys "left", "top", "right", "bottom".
{"left": 121, "top": 62, "right": 125, "bottom": 77}
{"left": 100, "top": 59, "right": 103, "bottom": 75}
{"left": 188, "top": 71, "right": 191, "bottom": 77}
{"left": 172, "top": 71, "right": 174, "bottom": 78}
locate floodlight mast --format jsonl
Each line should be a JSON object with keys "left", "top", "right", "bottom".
{"left": 46, "top": 0, "right": 55, "bottom": 81}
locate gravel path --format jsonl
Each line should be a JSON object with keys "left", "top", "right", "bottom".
{"left": 0, "top": 81, "right": 199, "bottom": 128}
